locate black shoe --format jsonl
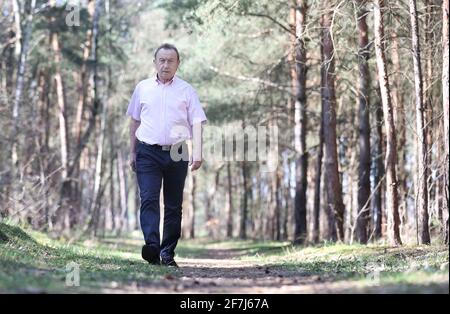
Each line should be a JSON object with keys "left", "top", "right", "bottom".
{"left": 142, "top": 245, "right": 160, "bottom": 265}
{"left": 161, "top": 259, "right": 178, "bottom": 268}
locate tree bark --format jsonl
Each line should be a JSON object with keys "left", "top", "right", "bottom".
{"left": 109, "top": 142, "right": 116, "bottom": 231}
{"left": 50, "top": 2, "right": 69, "bottom": 182}
{"left": 88, "top": 87, "right": 107, "bottom": 236}
{"left": 274, "top": 167, "right": 282, "bottom": 241}
{"left": 205, "top": 165, "right": 221, "bottom": 238}
{"left": 442, "top": 0, "right": 449, "bottom": 244}
{"left": 312, "top": 109, "right": 324, "bottom": 244}
{"left": 12, "top": 0, "right": 22, "bottom": 58}
{"left": 409, "top": 0, "right": 430, "bottom": 244}
{"left": 373, "top": 0, "right": 402, "bottom": 246}
{"left": 73, "top": 0, "right": 95, "bottom": 215}
{"left": 11, "top": 0, "right": 36, "bottom": 181}
{"left": 372, "top": 94, "right": 385, "bottom": 240}
{"left": 239, "top": 161, "right": 249, "bottom": 239}
{"left": 321, "top": 0, "right": 345, "bottom": 241}
{"left": 322, "top": 164, "right": 337, "bottom": 241}
{"left": 226, "top": 163, "right": 233, "bottom": 238}
{"left": 117, "top": 151, "right": 129, "bottom": 234}
{"left": 74, "top": 0, "right": 95, "bottom": 145}
{"left": 292, "top": 0, "right": 308, "bottom": 245}
{"left": 356, "top": 2, "right": 371, "bottom": 244}
{"left": 424, "top": 0, "right": 435, "bottom": 232}
{"left": 35, "top": 69, "right": 51, "bottom": 229}
{"left": 65, "top": 1, "right": 102, "bottom": 183}
{"left": 283, "top": 156, "right": 292, "bottom": 240}
{"left": 49, "top": 0, "right": 72, "bottom": 232}
{"left": 390, "top": 20, "right": 408, "bottom": 227}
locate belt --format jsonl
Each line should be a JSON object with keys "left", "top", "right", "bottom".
{"left": 138, "top": 140, "right": 172, "bottom": 151}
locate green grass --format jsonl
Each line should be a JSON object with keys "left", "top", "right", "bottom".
{"left": 175, "top": 238, "right": 292, "bottom": 258}
{"left": 1, "top": 222, "right": 448, "bottom": 293}
{"left": 199, "top": 239, "right": 449, "bottom": 292}
{"left": 0, "top": 222, "right": 173, "bottom": 293}
{"left": 172, "top": 238, "right": 449, "bottom": 293}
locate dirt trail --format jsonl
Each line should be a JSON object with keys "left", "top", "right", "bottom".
{"left": 102, "top": 247, "right": 375, "bottom": 294}
{"left": 94, "top": 237, "right": 449, "bottom": 294}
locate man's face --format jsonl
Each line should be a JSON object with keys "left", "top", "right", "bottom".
{"left": 154, "top": 48, "right": 180, "bottom": 82}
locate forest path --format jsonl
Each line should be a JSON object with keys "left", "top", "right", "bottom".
{"left": 107, "top": 247, "right": 328, "bottom": 293}
{"left": 1, "top": 223, "right": 448, "bottom": 294}
{"left": 99, "top": 235, "right": 448, "bottom": 294}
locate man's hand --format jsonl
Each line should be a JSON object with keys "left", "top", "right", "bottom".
{"left": 129, "top": 152, "right": 137, "bottom": 172}
{"left": 189, "top": 156, "right": 202, "bottom": 172}
{"left": 129, "top": 118, "right": 140, "bottom": 172}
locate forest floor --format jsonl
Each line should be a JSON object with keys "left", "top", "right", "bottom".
{"left": 0, "top": 222, "right": 448, "bottom": 294}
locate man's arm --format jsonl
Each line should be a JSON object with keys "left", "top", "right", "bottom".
{"left": 190, "top": 121, "right": 204, "bottom": 171}
{"left": 129, "top": 118, "right": 141, "bottom": 172}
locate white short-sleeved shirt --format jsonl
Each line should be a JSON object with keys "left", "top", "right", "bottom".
{"left": 126, "top": 75, "right": 207, "bottom": 146}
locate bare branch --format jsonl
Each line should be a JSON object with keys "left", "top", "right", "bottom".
{"left": 246, "top": 12, "right": 295, "bottom": 35}
{"left": 209, "top": 65, "right": 293, "bottom": 95}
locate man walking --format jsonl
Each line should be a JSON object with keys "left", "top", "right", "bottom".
{"left": 126, "top": 43, "right": 207, "bottom": 267}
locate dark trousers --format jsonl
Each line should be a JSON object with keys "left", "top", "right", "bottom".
{"left": 135, "top": 141, "right": 188, "bottom": 261}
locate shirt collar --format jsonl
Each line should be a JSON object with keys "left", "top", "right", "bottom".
{"left": 155, "top": 73, "right": 176, "bottom": 85}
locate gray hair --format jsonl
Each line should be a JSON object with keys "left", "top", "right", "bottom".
{"left": 154, "top": 43, "right": 180, "bottom": 61}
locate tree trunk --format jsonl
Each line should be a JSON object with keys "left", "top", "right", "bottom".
{"left": 74, "top": 0, "right": 95, "bottom": 145}
{"left": 88, "top": 92, "right": 107, "bottom": 235}
{"left": 109, "top": 141, "right": 116, "bottom": 231}
{"left": 117, "top": 151, "right": 129, "bottom": 235}
{"left": 442, "top": 0, "right": 449, "bottom": 244}
{"left": 436, "top": 119, "right": 444, "bottom": 234}
{"left": 293, "top": 0, "right": 308, "bottom": 245}
{"left": 65, "top": 1, "right": 102, "bottom": 184}
{"left": 274, "top": 167, "right": 282, "bottom": 241}
{"left": 283, "top": 155, "right": 292, "bottom": 240}
{"left": 373, "top": 0, "right": 402, "bottom": 246}
{"left": 322, "top": 165, "right": 337, "bottom": 241}
{"left": 347, "top": 141, "right": 357, "bottom": 243}
{"left": 50, "top": 6, "right": 69, "bottom": 182}
{"left": 312, "top": 29, "right": 326, "bottom": 243}
{"left": 423, "top": 0, "right": 435, "bottom": 233}
{"left": 226, "top": 163, "right": 233, "bottom": 238}
{"left": 73, "top": 0, "right": 95, "bottom": 215}
{"left": 205, "top": 165, "right": 222, "bottom": 238}
{"left": 372, "top": 95, "right": 385, "bottom": 240}
{"left": 12, "top": 0, "right": 22, "bottom": 58}
{"left": 240, "top": 161, "right": 249, "bottom": 239}
{"left": 391, "top": 20, "right": 408, "bottom": 228}
{"left": 312, "top": 108, "right": 324, "bottom": 243}
{"left": 49, "top": 0, "right": 72, "bottom": 232}
{"left": 356, "top": 2, "right": 371, "bottom": 244}
{"left": 36, "top": 69, "right": 51, "bottom": 229}
{"left": 409, "top": 0, "right": 430, "bottom": 244}
{"left": 11, "top": 0, "right": 36, "bottom": 189}
{"left": 321, "top": 0, "right": 345, "bottom": 241}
